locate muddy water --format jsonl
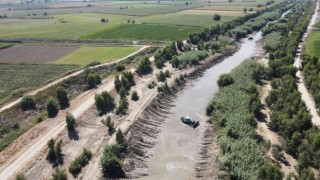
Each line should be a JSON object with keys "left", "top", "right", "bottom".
{"left": 139, "top": 32, "right": 262, "bottom": 180}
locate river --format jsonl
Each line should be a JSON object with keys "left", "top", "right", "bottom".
{"left": 139, "top": 32, "right": 263, "bottom": 180}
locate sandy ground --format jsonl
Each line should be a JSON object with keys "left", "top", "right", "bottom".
{"left": 294, "top": 0, "right": 320, "bottom": 126}
{"left": 0, "top": 46, "right": 148, "bottom": 179}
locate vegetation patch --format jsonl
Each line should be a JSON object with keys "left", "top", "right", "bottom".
{"left": 206, "top": 60, "right": 282, "bottom": 179}
{"left": 304, "top": 31, "right": 320, "bottom": 58}
{"left": 0, "top": 64, "right": 79, "bottom": 103}
{"left": 53, "top": 46, "right": 141, "bottom": 66}
{"left": 80, "top": 24, "right": 201, "bottom": 41}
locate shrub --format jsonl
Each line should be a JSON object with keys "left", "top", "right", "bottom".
{"left": 136, "top": 56, "right": 152, "bottom": 75}
{"left": 131, "top": 90, "right": 139, "bottom": 101}
{"left": 157, "top": 71, "right": 167, "bottom": 82}
{"left": 103, "top": 116, "right": 115, "bottom": 135}
{"left": 69, "top": 148, "right": 92, "bottom": 175}
{"left": 65, "top": 113, "right": 76, "bottom": 132}
{"left": 56, "top": 87, "right": 69, "bottom": 108}
{"left": 213, "top": 14, "right": 221, "bottom": 21}
{"left": 101, "top": 147, "right": 124, "bottom": 178}
{"left": 46, "top": 97, "right": 59, "bottom": 118}
{"left": 21, "top": 95, "right": 35, "bottom": 110}
{"left": 217, "top": 74, "right": 234, "bottom": 87}
{"left": 52, "top": 169, "right": 67, "bottom": 180}
{"left": 86, "top": 73, "right": 101, "bottom": 89}
{"left": 116, "top": 64, "right": 125, "bottom": 72}
{"left": 148, "top": 81, "right": 157, "bottom": 89}
{"left": 94, "top": 91, "right": 115, "bottom": 114}
{"left": 46, "top": 139, "right": 56, "bottom": 162}
{"left": 116, "top": 97, "right": 128, "bottom": 115}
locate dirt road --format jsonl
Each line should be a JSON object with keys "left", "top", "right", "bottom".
{"left": 294, "top": 1, "right": 320, "bottom": 126}
{"left": 0, "top": 46, "right": 148, "bottom": 113}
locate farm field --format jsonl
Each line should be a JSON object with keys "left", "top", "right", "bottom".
{"left": 0, "top": 64, "right": 79, "bottom": 102}
{"left": 304, "top": 31, "right": 320, "bottom": 58}
{"left": 0, "top": 45, "right": 79, "bottom": 63}
{"left": 0, "top": 0, "right": 271, "bottom": 41}
{"left": 53, "top": 46, "right": 142, "bottom": 65}
{"left": 80, "top": 23, "right": 201, "bottom": 41}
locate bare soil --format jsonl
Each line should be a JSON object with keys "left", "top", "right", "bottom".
{"left": 0, "top": 45, "right": 79, "bottom": 63}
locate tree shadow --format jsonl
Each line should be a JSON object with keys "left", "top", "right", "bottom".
{"left": 256, "top": 111, "right": 268, "bottom": 123}
{"left": 50, "top": 154, "right": 65, "bottom": 167}
{"left": 68, "top": 130, "right": 79, "bottom": 141}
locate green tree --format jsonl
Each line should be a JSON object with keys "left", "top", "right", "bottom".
{"left": 114, "top": 75, "right": 122, "bottom": 92}
{"left": 131, "top": 91, "right": 139, "bottom": 101}
{"left": 21, "top": 95, "right": 36, "bottom": 110}
{"left": 94, "top": 94, "right": 105, "bottom": 113}
{"left": 46, "top": 97, "right": 59, "bottom": 118}
{"left": 105, "top": 116, "right": 115, "bottom": 135}
{"left": 51, "top": 169, "right": 67, "bottom": 180}
{"left": 86, "top": 73, "right": 96, "bottom": 89}
{"left": 56, "top": 87, "right": 69, "bottom": 108}
{"left": 46, "top": 139, "right": 56, "bottom": 162}
{"left": 101, "top": 150, "right": 124, "bottom": 177}
{"left": 55, "top": 140, "right": 63, "bottom": 159}
{"left": 213, "top": 14, "right": 221, "bottom": 21}
{"left": 136, "top": 56, "right": 152, "bottom": 75}
{"left": 65, "top": 113, "right": 76, "bottom": 132}
{"left": 116, "top": 97, "right": 128, "bottom": 115}
{"left": 119, "top": 86, "right": 127, "bottom": 99}
{"left": 116, "top": 129, "right": 127, "bottom": 149}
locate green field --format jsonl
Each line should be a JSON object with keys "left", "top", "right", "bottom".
{"left": 0, "top": 64, "right": 79, "bottom": 103}
{"left": 53, "top": 46, "right": 142, "bottom": 65}
{"left": 304, "top": 31, "right": 320, "bottom": 58}
{"left": 81, "top": 24, "right": 201, "bottom": 41}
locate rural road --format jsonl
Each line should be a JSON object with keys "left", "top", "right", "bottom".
{"left": 0, "top": 46, "right": 149, "bottom": 114}
{"left": 294, "top": 0, "right": 320, "bottom": 126}
{"left": 0, "top": 46, "right": 149, "bottom": 179}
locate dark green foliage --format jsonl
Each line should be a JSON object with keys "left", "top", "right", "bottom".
{"left": 101, "top": 145, "right": 124, "bottom": 178}
{"left": 86, "top": 73, "right": 96, "bottom": 89}
{"left": 206, "top": 60, "right": 281, "bottom": 179}
{"left": 171, "top": 56, "right": 180, "bottom": 68}
{"left": 86, "top": 73, "right": 101, "bottom": 89}
{"left": 116, "top": 97, "right": 128, "bottom": 115}
{"left": 271, "top": 144, "right": 286, "bottom": 162}
{"left": 46, "top": 139, "right": 56, "bottom": 162}
{"left": 116, "top": 129, "right": 127, "bottom": 149}
{"left": 213, "top": 14, "right": 221, "bottom": 21}
{"left": 147, "top": 81, "right": 157, "bottom": 89}
{"left": 69, "top": 148, "right": 92, "bottom": 175}
{"left": 259, "top": 163, "right": 284, "bottom": 180}
{"left": 94, "top": 91, "right": 115, "bottom": 114}
{"left": 176, "top": 40, "right": 184, "bottom": 51}
{"left": 157, "top": 82, "right": 170, "bottom": 94}
{"left": 16, "top": 173, "right": 27, "bottom": 180}
{"left": 299, "top": 168, "right": 315, "bottom": 180}
{"left": 301, "top": 55, "right": 320, "bottom": 109}
{"left": 105, "top": 116, "right": 115, "bottom": 135}
{"left": 136, "top": 56, "right": 152, "bottom": 75}
{"left": 119, "top": 86, "right": 127, "bottom": 99}
{"left": 116, "top": 64, "right": 125, "bottom": 72}
{"left": 21, "top": 95, "right": 36, "bottom": 110}
{"left": 51, "top": 169, "right": 67, "bottom": 180}
{"left": 65, "top": 113, "right": 76, "bottom": 132}
{"left": 55, "top": 140, "right": 62, "bottom": 159}
{"left": 56, "top": 87, "right": 69, "bottom": 108}
{"left": 131, "top": 90, "right": 139, "bottom": 101}
{"left": 156, "top": 71, "right": 167, "bottom": 82}
{"left": 217, "top": 74, "right": 234, "bottom": 87}
{"left": 46, "top": 97, "right": 59, "bottom": 118}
